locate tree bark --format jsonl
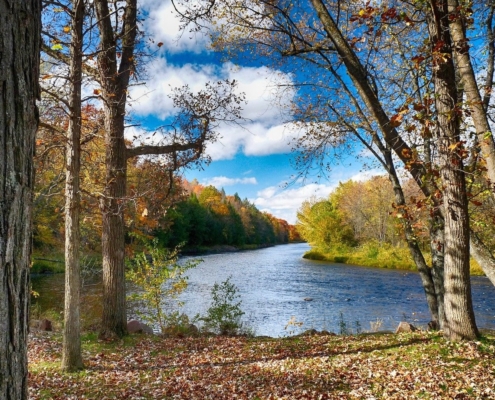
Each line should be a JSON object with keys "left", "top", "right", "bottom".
{"left": 0, "top": 0, "right": 40, "bottom": 398}
{"left": 444, "top": 0, "right": 495, "bottom": 285}
{"left": 62, "top": 0, "right": 85, "bottom": 370}
{"left": 94, "top": 0, "right": 138, "bottom": 338}
{"left": 447, "top": 0, "right": 495, "bottom": 187}
{"left": 427, "top": 0, "right": 478, "bottom": 341}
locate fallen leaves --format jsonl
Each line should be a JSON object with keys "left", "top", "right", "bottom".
{"left": 28, "top": 331, "right": 495, "bottom": 399}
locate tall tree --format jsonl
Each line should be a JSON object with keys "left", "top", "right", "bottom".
{"left": 62, "top": 0, "right": 85, "bottom": 371}
{"left": 426, "top": 0, "right": 478, "bottom": 340}
{"left": 0, "top": 0, "right": 40, "bottom": 398}
{"left": 94, "top": 0, "right": 244, "bottom": 338}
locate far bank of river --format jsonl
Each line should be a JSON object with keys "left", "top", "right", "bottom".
{"left": 32, "top": 243, "right": 495, "bottom": 337}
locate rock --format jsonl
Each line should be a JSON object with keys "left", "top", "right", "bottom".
{"left": 141, "top": 323, "right": 154, "bottom": 335}
{"left": 38, "top": 319, "right": 53, "bottom": 331}
{"left": 395, "top": 321, "right": 417, "bottom": 334}
{"left": 303, "top": 297, "right": 313, "bottom": 301}
{"left": 300, "top": 329, "right": 318, "bottom": 336}
{"left": 127, "top": 319, "right": 154, "bottom": 334}
{"left": 188, "top": 324, "right": 199, "bottom": 335}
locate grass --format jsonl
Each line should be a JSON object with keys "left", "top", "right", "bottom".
{"left": 304, "top": 242, "right": 486, "bottom": 275}
{"left": 28, "top": 329, "right": 495, "bottom": 399}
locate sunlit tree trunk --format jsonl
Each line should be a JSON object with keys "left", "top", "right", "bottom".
{"left": 94, "top": 0, "right": 137, "bottom": 338}
{"left": 0, "top": 0, "right": 40, "bottom": 397}
{"left": 445, "top": 0, "right": 495, "bottom": 285}
{"left": 62, "top": 0, "right": 85, "bottom": 370}
{"left": 427, "top": 0, "right": 478, "bottom": 341}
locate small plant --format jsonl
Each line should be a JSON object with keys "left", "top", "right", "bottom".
{"left": 354, "top": 320, "right": 362, "bottom": 334}
{"left": 200, "top": 276, "right": 245, "bottom": 335}
{"left": 370, "top": 318, "right": 383, "bottom": 332}
{"left": 339, "top": 312, "right": 349, "bottom": 335}
{"left": 284, "top": 316, "right": 304, "bottom": 336}
{"left": 126, "top": 236, "right": 201, "bottom": 334}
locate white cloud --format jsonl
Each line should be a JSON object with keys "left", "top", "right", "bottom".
{"left": 349, "top": 169, "right": 384, "bottom": 182}
{"left": 203, "top": 176, "right": 258, "bottom": 187}
{"left": 251, "top": 182, "right": 336, "bottom": 224}
{"left": 140, "top": 0, "right": 210, "bottom": 54}
{"left": 129, "top": 60, "right": 298, "bottom": 160}
{"left": 251, "top": 169, "right": 386, "bottom": 224}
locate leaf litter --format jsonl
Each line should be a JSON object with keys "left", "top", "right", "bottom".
{"left": 28, "top": 330, "right": 495, "bottom": 399}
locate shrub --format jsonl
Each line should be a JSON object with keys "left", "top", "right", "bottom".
{"left": 126, "top": 237, "right": 201, "bottom": 334}
{"left": 200, "top": 277, "right": 245, "bottom": 335}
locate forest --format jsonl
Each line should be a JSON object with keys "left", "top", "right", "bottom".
{"left": 34, "top": 156, "right": 299, "bottom": 257}
{"left": 297, "top": 175, "right": 494, "bottom": 273}
{"left": 2, "top": 0, "right": 495, "bottom": 397}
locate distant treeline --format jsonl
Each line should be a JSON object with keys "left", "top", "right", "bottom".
{"left": 34, "top": 161, "right": 300, "bottom": 254}
{"left": 155, "top": 181, "right": 300, "bottom": 249}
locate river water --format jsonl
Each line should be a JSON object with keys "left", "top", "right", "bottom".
{"left": 32, "top": 243, "right": 495, "bottom": 337}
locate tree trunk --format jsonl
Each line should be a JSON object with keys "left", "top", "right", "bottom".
{"left": 0, "top": 0, "right": 40, "bottom": 398}
{"left": 444, "top": 0, "right": 495, "bottom": 284}
{"left": 309, "top": 0, "right": 443, "bottom": 325}
{"left": 447, "top": 0, "right": 495, "bottom": 187}
{"left": 94, "top": 0, "right": 137, "bottom": 339}
{"left": 429, "top": 211, "right": 446, "bottom": 329}
{"left": 427, "top": 0, "right": 478, "bottom": 341}
{"left": 62, "top": 0, "right": 84, "bottom": 371}
{"left": 382, "top": 148, "right": 442, "bottom": 326}
{"left": 470, "top": 232, "right": 495, "bottom": 285}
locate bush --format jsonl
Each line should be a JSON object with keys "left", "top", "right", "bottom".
{"left": 200, "top": 277, "right": 245, "bottom": 335}
{"left": 126, "top": 237, "right": 201, "bottom": 334}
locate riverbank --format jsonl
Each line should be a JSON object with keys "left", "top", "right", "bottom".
{"left": 29, "top": 329, "right": 495, "bottom": 399}
{"left": 303, "top": 243, "right": 485, "bottom": 276}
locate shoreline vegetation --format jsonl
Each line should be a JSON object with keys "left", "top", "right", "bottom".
{"left": 28, "top": 329, "right": 495, "bottom": 399}
{"left": 302, "top": 242, "right": 485, "bottom": 276}
{"left": 31, "top": 242, "right": 307, "bottom": 274}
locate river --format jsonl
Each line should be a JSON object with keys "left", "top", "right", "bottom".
{"left": 32, "top": 243, "right": 495, "bottom": 337}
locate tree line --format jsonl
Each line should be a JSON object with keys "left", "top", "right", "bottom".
{"left": 297, "top": 175, "right": 495, "bottom": 271}
{"left": 157, "top": 181, "right": 299, "bottom": 249}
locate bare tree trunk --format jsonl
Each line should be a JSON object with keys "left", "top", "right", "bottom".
{"left": 427, "top": 0, "right": 478, "bottom": 341}
{"left": 444, "top": 0, "right": 495, "bottom": 284}
{"left": 429, "top": 212, "right": 446, "bottom": 329}
{"left": 62, "top": 0, "right": 85, "bottom": 370}
{"left": 0, "top": 0, "right": 40, "bottom": 398}
{"left": 447, "top": 0, "right": 495, "bottom": 187}
{"left": 94, "top": 0, "right": 137, "bottom": 339}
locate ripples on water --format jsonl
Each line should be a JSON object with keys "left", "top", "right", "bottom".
{"left": 179, "top": 243, "right": 495, "bottom": 337}
{"left": 32, "top": 243, "right": 495, "bottom": 337}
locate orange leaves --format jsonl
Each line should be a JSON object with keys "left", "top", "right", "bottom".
{"left": 411, "top": 55, "right": 425, "bottom": 69}
{"left": 28, "top": 332, "right": 495, "bottom": 399}
{"left": 390, "top": 113, "right": 403, "bottom": 128}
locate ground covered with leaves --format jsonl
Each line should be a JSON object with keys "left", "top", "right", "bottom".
{"left": 29, "top": 330, "right": 495, "bottom": 399}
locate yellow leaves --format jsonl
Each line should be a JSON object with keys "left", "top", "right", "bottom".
{"left": 63, "top": 26, "right": 70, "bottom": 33}
{"left": 93, "top": 89, "right": 101, "bottom": 95}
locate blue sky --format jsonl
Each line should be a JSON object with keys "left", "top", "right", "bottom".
{"left": 127, "top": 0, "right": 383, "bottom": 223}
